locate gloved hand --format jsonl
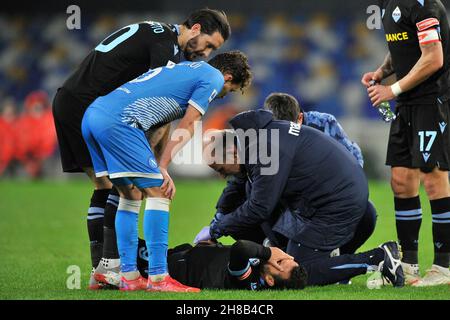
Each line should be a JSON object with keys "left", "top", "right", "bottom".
{"left": 209, "top": 212, "right": 224, "bottom": 239}
{"left": 193, "top": 226, "right": 212, "bottom": 244}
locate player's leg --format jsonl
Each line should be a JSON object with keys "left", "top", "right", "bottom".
{"left": 340, "top": 200, "right": 378, "bottom": 255}
{"left": 137, "top": 235, "right": 194, "bottom": 283}
{"left": 300, "top": 240, "right": 404, "bottom": 288}
{"left": 415, "top": 168, "right": 450, "bottom": 286}
{"left": 391, "top": 166, "right": 422, "bottom": 284}
{"left": 83, "top": 167, "right": 113, "bottom": 269}
{"left": 335, "top": 200, "right": 377, "bottom": 284}
{"left": 94, "top": 187, "right": 121, "bottom": 284}
{"left": 302, "top": 244, "right": 386, "bottom": 287}
{"left": 95, "top": 122, "right": 198, "bottom": 292}
{"left": 286, "top": 239, "right": 374, "bottom": 287}
{"left": 92, "top": 122, "right": 153, "bottom": 291}
{"left": 141, "top": 184, "right": 200, "bottom": 292}
{"left": 91, "top": 184, "right": 121, "bottom": 287}
{"left": 98, "top": 123, "right": 170, "bottom": 278}
{"left": 53, "top": 89, "right": 113, "bottom": 273}
{"left": 386, "top": 105, "right": 422, "bottom": 284}
{"left": 409, "top": 101, "right": 450, "bottom": 286}
{"left": 109, "top": 182, "right": 147, "bottom": 291}
{"left": 86, "top": 175, "right": 122, "bottom": 288}
{"left": 80, "top": 112, "right": 113, "bottom": 289}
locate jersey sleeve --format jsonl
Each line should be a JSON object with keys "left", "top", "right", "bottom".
{"left": 411, "top": 0, "right": 442, "bottom": 45}
{"left": 213, "top": 150, "right": 293, "bottom": 238}
{"left": 188, "top": 69, "right": 225, "bottom": 115}
{"left": 216, "top": 174, "right": 248, "bottom": 214}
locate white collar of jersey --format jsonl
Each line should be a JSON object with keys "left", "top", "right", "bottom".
{"left": 259, "top": 277, "right": 267, "bottom": 287}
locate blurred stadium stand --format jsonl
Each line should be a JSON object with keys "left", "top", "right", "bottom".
{"left": 2, "top": 1, "right": 443, "bottom": 179}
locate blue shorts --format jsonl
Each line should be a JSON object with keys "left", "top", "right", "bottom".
{"left": 81, "top": 107, "right": 163, "bottom": 188}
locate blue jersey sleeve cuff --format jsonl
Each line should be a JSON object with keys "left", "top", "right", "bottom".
{"left": 188, "top": 99, "right": 206, "bottom": 115}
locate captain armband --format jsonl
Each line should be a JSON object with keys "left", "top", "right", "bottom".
{"left": 416, "top": 18, "right": 441, "bottom": 45}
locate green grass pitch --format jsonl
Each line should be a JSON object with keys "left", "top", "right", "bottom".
{"left": 0, "top": 179, "right": 448, "bottom": 300}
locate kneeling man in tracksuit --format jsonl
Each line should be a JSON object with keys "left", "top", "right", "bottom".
{"left": 203, "top": 110, "right": 405, "bottom": 287}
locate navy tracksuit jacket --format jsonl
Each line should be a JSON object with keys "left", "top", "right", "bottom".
{"left": 214, "top": 110, "right": 369, "bottom": 251}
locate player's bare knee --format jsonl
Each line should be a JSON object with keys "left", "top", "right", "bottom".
{"left": 115, "top": 185, "right": 143, "bottom": 200}
{"left": 94, "top": 177, "right": 113, "bottom": 190}
{"left": 390, "top": 169, "right": 419, "bottom": 197}
{"left": 422, "top": 169, "right": 450, "bottom": 199}
{"left": 83, "top": 167, "right": 96, "bottom": 181}
{"left": 83, "top": 167, "right": 113, "bottom": 189}
{"left": 142, "top": 187, "right": 168, "bottom": 199}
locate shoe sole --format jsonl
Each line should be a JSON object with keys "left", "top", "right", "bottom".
{"left": 412, "top": 279, "right": 450, "bottom": 287}
{"left": 146, "top": 288, "right": 200, "bottom": 293}
{"left": 88, "top": 284, "right": 104, "bottom": 290}
{"left": 119, "top": 287, "right": 147, "bottom": 291}
{"left": 94, "top": 272, "right": 120, "bottom": 286}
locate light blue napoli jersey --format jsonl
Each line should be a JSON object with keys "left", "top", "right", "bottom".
{"left": 303, "top": 111, "right": 364, "bottom": 167}
{"left": 90, "top": 61, "right": 225, "bottom": 131}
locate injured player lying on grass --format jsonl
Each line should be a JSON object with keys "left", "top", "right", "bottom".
{"left": 93, "top": 238, "right": 403, "bottom": 291}
{"left": 94, "top": 239, "right": 307, "bottom": 290}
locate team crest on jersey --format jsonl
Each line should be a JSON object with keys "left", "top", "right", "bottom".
{"left": 249, "top": 258, "right": 260, "bottom": 266}
{"left": 148, "top": 158, "right": 158, "bottom": 169}
{"left": 392, "top": 6, "right": 401, "bottom": 23}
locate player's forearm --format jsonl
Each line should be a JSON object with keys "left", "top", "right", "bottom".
{"left": 147, "top": 124, "right": 170, "bottom": 163}
{"left": 229, "top": 240, "right": 271, "bottom": 271}
{"left": 397, "top": 43, "right": 444, "bottom": 93}
{"left": 214, "top": 200, "right": 271, "bottom": 239}
{"left": 216, "top": 176, "right": 248, "bottom": 213}
{"left": 159, "top": 125, "right": 193, "bottom": 169}
{"left": 159, "top": 117, "right": 199, "bottom": 169}
{"left": 154, "top": 125, "right": 171, "bottom": 163}
{"left": 376, "top": 52, "right": 395, "bottom": 79}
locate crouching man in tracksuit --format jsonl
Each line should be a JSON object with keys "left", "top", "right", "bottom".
{"left": 202, "top": 109, "right": 405, "bottom": 287}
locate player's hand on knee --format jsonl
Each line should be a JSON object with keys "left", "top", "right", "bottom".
{"left": 268, "top": 247, "right": 294, "bottom": 272}
{"left": 160, "top": 167, "right": 176, "bottom": 200}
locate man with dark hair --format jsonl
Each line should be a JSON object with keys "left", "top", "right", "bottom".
{"left": 362, "top": 0, "right": 450, "bottom": 286}
{"left": 182, "top": 8, "right": 231, "bottom": 57}
{"left": 202, "top": 110, "right": 405, "bottom": 288}
{"left": 52, "top": 8, "right": 231, "bottom": 290}
{"left": 264, "top": 92, "right": 364, "bottom": 167}
{"left": 262, "top": 93, "right": 374, "bottom": 260}
{"left": 81, "top": 52, "right": 251, "bottom": 292}
{"left": 198, "top": 93, "right": 372, "bottom": 258}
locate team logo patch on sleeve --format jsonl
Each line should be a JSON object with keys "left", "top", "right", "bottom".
{"left": 416, "top": 18, "right": 440, "bottom": 31}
